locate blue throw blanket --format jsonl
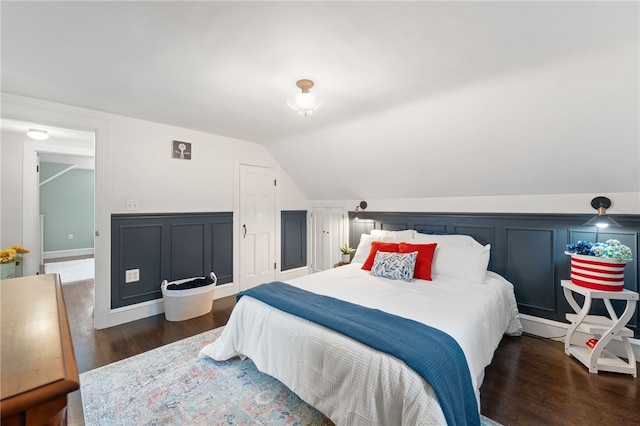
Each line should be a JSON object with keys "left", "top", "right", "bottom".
{"left": 238, "top": 281, "right": 480, "bottom": 426}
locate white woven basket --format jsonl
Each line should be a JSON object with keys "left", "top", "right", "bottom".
{"left": 161, "top": 272, "right": 217, "bottom": 321}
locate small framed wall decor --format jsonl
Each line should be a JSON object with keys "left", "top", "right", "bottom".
{"left": 172, "top": 140, "right": 192, "bottom": 160}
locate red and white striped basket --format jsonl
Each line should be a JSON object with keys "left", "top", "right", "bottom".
{"left": 569, "top": 253, "right": 628, "bottom": 292}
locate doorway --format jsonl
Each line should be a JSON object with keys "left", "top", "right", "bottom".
{"left": 20, "top": 125, "right": 95, "bottom": 276}
{"left": 1, "top": 97, "right": 115, "bottom": 329}
{"left": 1, "top": 118, "right": 95, "bottom": 275}
{"left": 39, "top": 151, "right": 95, "bottom": 283}
{"left": 312, "top": 207, "right": 346, "bottom": 272}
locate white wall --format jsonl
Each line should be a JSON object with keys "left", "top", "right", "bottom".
{"left": 0, "top": 132, "right": 24, "bottom": 248}
{"left": 313, "top": 192, "right": 640, "bottom": 215}
{"left": 106, "top": 114, "right": 306, "bottom": 213}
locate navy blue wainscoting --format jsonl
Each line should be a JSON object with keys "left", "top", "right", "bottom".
{"left": 350, "top": 212, "right": 640, "bottom": 338}
{"left": 281, "top": 210, "right": 307, "bottom": 271}
{"left": 111, "top": 212, "right": 233, "bottom": 309}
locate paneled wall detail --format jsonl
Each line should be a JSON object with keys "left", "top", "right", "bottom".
{"left": 504, "top": 227, "right": 556, "bottom": 313}
{"left": 350, "top": 212, "right": 640, "bottom": 337}
{"left": 118, "top": 224, "right": 163, "bottom": 304}
{"left": 281, "top": 210, "right": 307, "bottom": 271}
{"left": 111, "top": 212, "right": 233, "bottom": 309}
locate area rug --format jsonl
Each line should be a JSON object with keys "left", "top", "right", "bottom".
{"left": 44, "top": 258, "right": 94, "bottom": 284}
{"left": 80, "top": 327, "right": 502, "bottom": 425}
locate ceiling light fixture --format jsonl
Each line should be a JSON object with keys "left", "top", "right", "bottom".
{"left": 26, "top": 129, "right": 49, "bottom": 140}
{"left": 583, "top": 196, "right": 621, "bottom": 228}
{"left": 287, "top": 79, "right": 323, "bottom": 117}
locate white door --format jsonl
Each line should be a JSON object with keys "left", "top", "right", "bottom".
{"left": 239, "top": 165, "right": 276, "bottom": 290}
{"left": 312, "top": 208, "right": 346, "bottom": 271}
{"left": 312, "top": 210, "right": 326, "bottom": 273}
{"left": 327, "top": 209, "right": 344, "bottom": 268}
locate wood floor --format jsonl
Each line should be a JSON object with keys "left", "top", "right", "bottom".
{"left": 62, "top": 280, "right": 639, "bottom": 426}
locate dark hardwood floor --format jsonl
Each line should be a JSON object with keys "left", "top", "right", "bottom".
{"left": 62, "top": 280, "right": 639, "bottom": 426}
{"left": 480, "top": 334, "right": 639, "bottom": 425}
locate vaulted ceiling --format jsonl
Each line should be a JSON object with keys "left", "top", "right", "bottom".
{"left": 2, "top": 1, "right": 638, "bottom": 201}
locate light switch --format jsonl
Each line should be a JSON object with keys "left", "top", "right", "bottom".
{"left": 126, "top": 199, "right": 139, "bottom": 211}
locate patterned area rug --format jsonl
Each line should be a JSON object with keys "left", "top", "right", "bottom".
{"left": 80, "top": 327, "right": 501, "bottom": 425}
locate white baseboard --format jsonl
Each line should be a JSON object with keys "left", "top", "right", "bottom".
{"left": 44, "top": 248, "right": 94, "bottom": 260}
{"left": 108, "top": 299, "right": 165, "bottom": 328}
{"left": 278, "top": 266, "right": 311, "bottom": 281}
{"left": 105, "top": 281, "right": 237, "bottom": 328}
{"left": 520, "top": 313, "right": 640, "bottom": 364}
{"left": 213, "top": 282, "right": 237, "bottom": 299}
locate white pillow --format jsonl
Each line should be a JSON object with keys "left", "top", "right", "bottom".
{"left": 352, "top": 230, "right": 418, "bottom": 264}
{"left": 352, "top": 233, "right": 375, "bottom": 263}
{"left": 370, "top": 229, "right": 416, "bottom": 242}
{"left": 414, "top": 232, "right": 482, "bottom": 247}
{"left": 431, "top": 244, "right": 491, "bottom": 284}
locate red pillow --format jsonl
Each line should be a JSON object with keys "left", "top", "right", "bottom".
{"left": 399, "top": 242, "right": 437, "bottom": 280}
{"left": 361, "top": 241, "right": 400, "bottom": 271}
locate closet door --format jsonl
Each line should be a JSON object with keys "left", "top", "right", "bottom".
{"left": 311, "top": 208, "right": 346, "bottom": 272}
{"left": 312, "top": 209, "right": 326, "bottom": 273}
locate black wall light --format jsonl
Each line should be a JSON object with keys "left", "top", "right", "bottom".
{"left": 584, "top": 196, "right": 621, "bottom": 228}
{"left": 353, "top": 201, "right": 367, "bottom": 218}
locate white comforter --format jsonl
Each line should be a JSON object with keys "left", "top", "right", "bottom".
{"left": 200, "top": 264, "right": 522, "bottom": 425}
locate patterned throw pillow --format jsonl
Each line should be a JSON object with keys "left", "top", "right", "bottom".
{"left": 370, "top": 251, "right": 418, "bottom": 282}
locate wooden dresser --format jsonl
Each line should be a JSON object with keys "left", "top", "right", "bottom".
{"left": 1, "top": 274, "right": 79, "bottom": 426}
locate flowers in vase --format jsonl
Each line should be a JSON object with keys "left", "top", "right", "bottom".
{"left": 0, "top": 245, "right": 30, "bottom": 263}
{"left": 565, "top": 239, "right": 632, "bottom": 261}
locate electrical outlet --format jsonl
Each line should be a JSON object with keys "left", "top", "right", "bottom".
{"left": 126, "top": 199, "right": 139, "bottom": 211}
{"left": 125, "top": 269, "right": 140, "bottom": 283}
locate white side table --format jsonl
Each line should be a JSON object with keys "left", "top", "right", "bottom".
{"left": 561, "top": 280, "right": 638, "bottom": 377}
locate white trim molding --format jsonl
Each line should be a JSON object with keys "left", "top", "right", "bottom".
{"left": 44, "top": 248, "right": 95, "bottom": 260}
{"left": 2, "top": 93, "right": 113, "bottom": 330}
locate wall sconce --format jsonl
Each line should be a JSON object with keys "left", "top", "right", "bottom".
{"left": 26, "top": 129, "right": 49, "bottom": 140}
{"left": 584, "top": 196, "right": 621, "bottom": 228}
{"left": 355, "top": 201, "right": 367, "bottom": 213}
{"left": 353, "top": 201, "right": 367, "bottom": 218}
{"left": 287, "top": 79, "right": 323, "bottom": 117}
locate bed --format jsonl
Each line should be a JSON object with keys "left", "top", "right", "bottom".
{"left": 200, "top": 230, "right": 522, "bottom": 425}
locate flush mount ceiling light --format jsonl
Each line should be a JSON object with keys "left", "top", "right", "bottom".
{"left": 26, "top": 129, "right": 49, "bottom": 140}
{"left": 287, "top": 79, "right": 323, "bottom": 117}
{"left": 584, "top": 196, "right": 621, "bottom": 228}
